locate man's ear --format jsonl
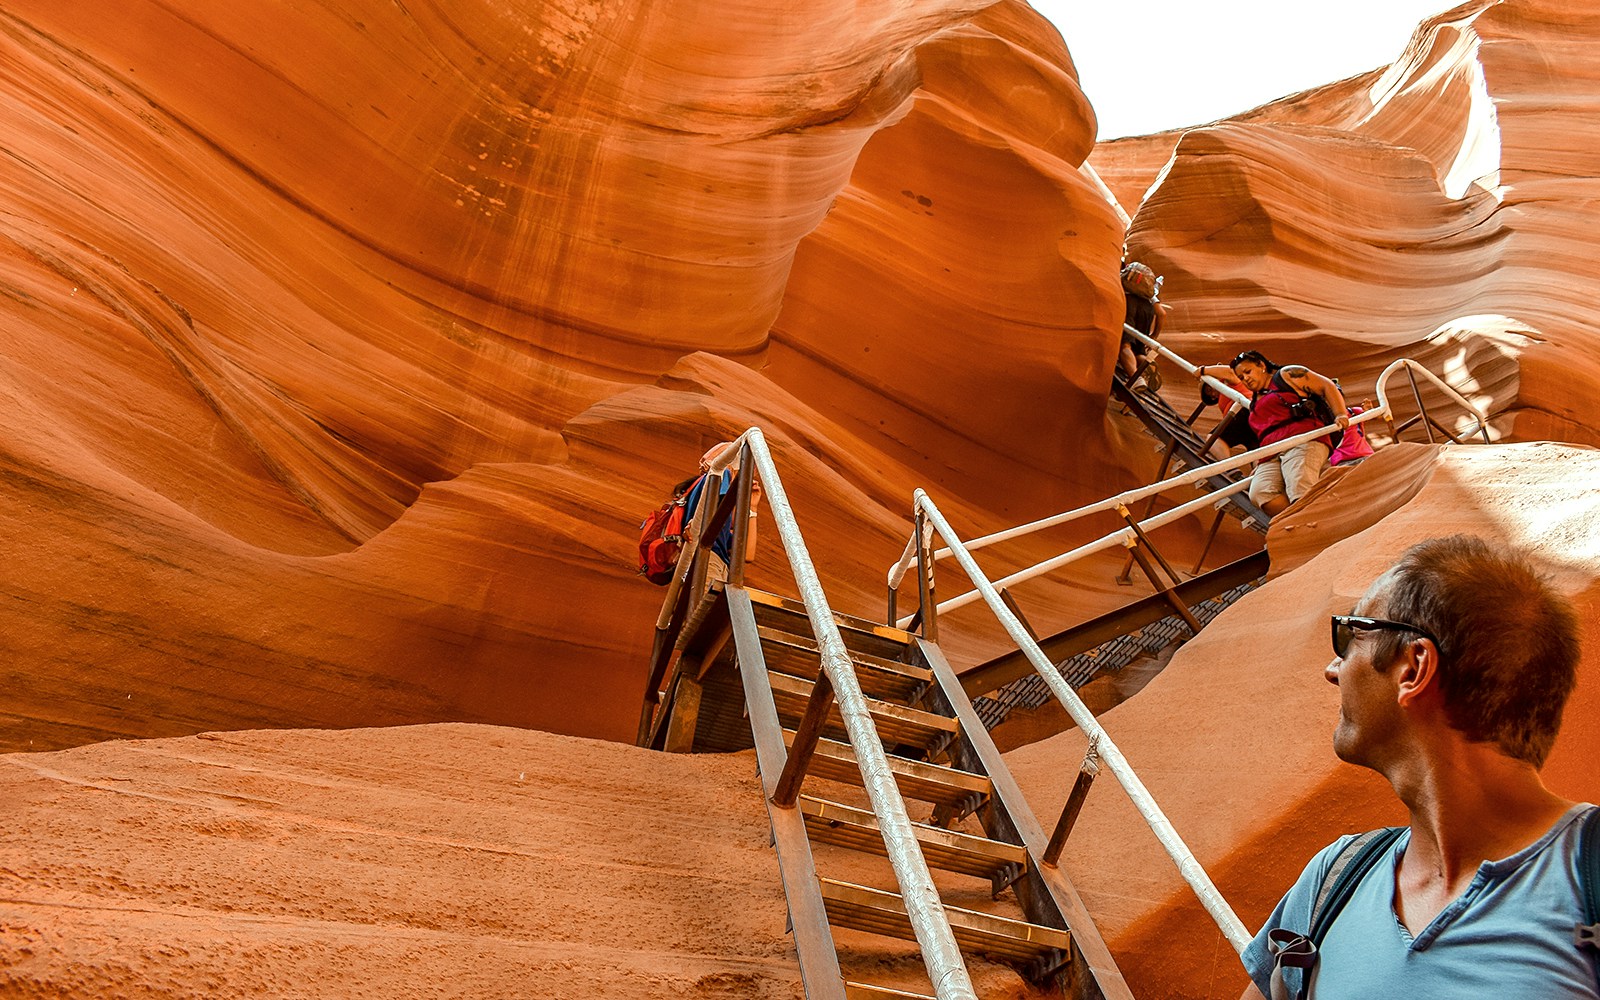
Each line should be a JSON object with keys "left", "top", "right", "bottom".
{"left": 1394, "top": 637, "right": 1440, "bottom": 708}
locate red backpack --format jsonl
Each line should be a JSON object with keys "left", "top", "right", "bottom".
{"left": 637, "top": 478, "right": 698, "bottom": 585}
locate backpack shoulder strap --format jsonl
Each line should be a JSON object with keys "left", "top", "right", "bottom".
{"left": 1309, "top": 826, "right": 1406, "bottom": 943}
{"left": 1268, "top": 827, "right": 1404, "bottom": 1000}
{"left": 1576, "top": 806, "right": 1600, "bottom": 952}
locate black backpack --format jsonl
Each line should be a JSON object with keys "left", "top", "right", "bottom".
{"left": 1255, "top": 370, "right": 1343, "bottom": 451}
{"left": 1268, "top": 808, "right": 1600, "bottom": 1000}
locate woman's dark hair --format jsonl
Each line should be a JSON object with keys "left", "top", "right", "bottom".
{"left": 1229, "top": 350, "right": 1277, "bottom": 372}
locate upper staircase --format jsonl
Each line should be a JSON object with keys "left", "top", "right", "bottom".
{"left": 1110, "top": 371, "right": 1271, "bottom": 534}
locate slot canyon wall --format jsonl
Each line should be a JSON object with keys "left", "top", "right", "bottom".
{"left": 1095, "top": 0, "right": 1600, "bottom": 448}
{"left": 0, "top": 0, "right": 1162, "bottom": 755}
{"left": 1064, "top": 1, "right": 1600, "bottom": 995}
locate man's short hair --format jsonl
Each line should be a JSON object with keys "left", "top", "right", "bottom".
{"left": 1372, "top": 534, "right": 1581, "bottom": 767}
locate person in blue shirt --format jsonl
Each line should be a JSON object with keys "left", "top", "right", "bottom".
{"left": 682, "top": 442, "right": 761, "bottom": 586}
{"left": 1242, "top": 534, "right": 1596, "bottom": 999}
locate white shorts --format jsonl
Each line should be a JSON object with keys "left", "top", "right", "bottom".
{"left": 1250, "top": 439, "right": 1332, "bottom": 506}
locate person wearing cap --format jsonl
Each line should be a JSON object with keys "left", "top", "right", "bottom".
{"left": 1118, "top": 261, "right": 1167, "bottom": 389}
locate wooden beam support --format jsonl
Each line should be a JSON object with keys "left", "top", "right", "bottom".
{"left": 663, "top": 674, "right": 704, "bottom": 753}
{"left": 695, "top": 624, "right": 734, "bottom": 682}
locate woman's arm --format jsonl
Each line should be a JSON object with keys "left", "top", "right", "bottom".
{"left": 1281, "top": 366, "right": 1350, "bottom": 428}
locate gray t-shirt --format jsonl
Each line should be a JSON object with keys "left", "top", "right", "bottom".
{"left": 1244, "top": 804, "right": 1599, "bottom": 998}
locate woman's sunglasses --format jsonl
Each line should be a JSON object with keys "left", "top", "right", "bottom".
{"left": 1331, "top": 615, "right": 1439, "bottom": 659}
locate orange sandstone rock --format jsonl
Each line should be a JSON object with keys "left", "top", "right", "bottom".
{"left": 0, "top": 724, "right": 1058, "bottom": 999}
{"left": 0, "top": 0, "right": 1146, "bottom": 753}
{"left": 1121, "top": 1, "right": 1600, "bottom": 453}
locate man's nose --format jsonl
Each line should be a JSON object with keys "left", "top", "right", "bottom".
{"left": 1324, "top": 659, "right": 1341, "bottom": 685}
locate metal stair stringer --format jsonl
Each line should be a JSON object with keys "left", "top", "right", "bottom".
{"left": 963, "top": 551, "right": 1270, "bottom": 732}
{"left": 727, "top": 585, "right": 850, "bottom": 1000}
{"left": 918, "top": 638, "right": 1136, "bottom": 1000}
{"left": 723, "top": 582, "right": 1136, "bottom": 999}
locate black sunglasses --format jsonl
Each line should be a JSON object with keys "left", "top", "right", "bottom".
{"left": 1231, "top": 351, "right": 1267, "bottom": 368}
{"left": 1331, "top": 615, "right": 1439, "bottom": 659}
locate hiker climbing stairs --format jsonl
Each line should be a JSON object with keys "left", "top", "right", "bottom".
{"left": 1110, "top": 371, "right": 1271, "bottom": 533}
{"left": 644, "top": 582, "right": 1134, "bottom": 999}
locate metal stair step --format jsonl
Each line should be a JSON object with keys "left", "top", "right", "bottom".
{"left": 819, "top": 878, "right": 1070, "bottom": 965}
{"left": 781, "top": 731, "right": 990, "bottom": 808}
{"left": 758, "top": 625, "right": 930, "bottom": 702}
{"left": 844, "top": 984, "right": 934, "bottom": 999}
{"left": 746, "top": 587, "right": 916, "bottom": 656}
{"left": 768, "top": 671, "right": 955, "bottom": 751}
{"left": 800, "top": 796, "right": 1025, "bottom": 881}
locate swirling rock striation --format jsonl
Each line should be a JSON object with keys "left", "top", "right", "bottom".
{"left": 0, "top": 0, "right": 1143, "bottom": 752}
{"left": 1116, "top": 0, "right": 1600, "bottom": 450}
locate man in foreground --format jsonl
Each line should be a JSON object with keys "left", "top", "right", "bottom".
{"left": 1242, "top": 535, "right": 1596, "bottom": 998}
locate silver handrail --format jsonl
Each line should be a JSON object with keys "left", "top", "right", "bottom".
{"left": 886, "top": 353, "right": 1490, "bottom": 596}
{"left": 914, "top": 488, "right": 1255, "bottom": 954}
{"left": 1123, "top": 324, "right": 1252, "bottom": 409}
{"left": 714, "top": 428, "right": 979, "bottom": 1000}
{"left": 912, "top": 479, "right": 1251, "bottom": 623}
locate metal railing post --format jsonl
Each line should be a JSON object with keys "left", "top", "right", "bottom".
{"left": 1405, "top": 367, "right": 1436, "bottom": 444}
{"left": 729, "top": 442, "right": 755, "bottom": 587}
{"left": 915, "top": 507, "right": 938, "bottom": 643}
{"left": 1043, "top": 745, "right": 1100, "bottom": 867}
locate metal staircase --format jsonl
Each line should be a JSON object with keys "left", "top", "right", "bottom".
{"left": 962, "top": 551, "right": 1268, "bottom": 731}
{"left": 638, "top": 433, "right": 1133, "bottom": 1000}
{"left": 646, "top": 582, "right": 1132, "bottom": 999}
{"left": 636, "top": 357, "right": 1494, "bottom": 997}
